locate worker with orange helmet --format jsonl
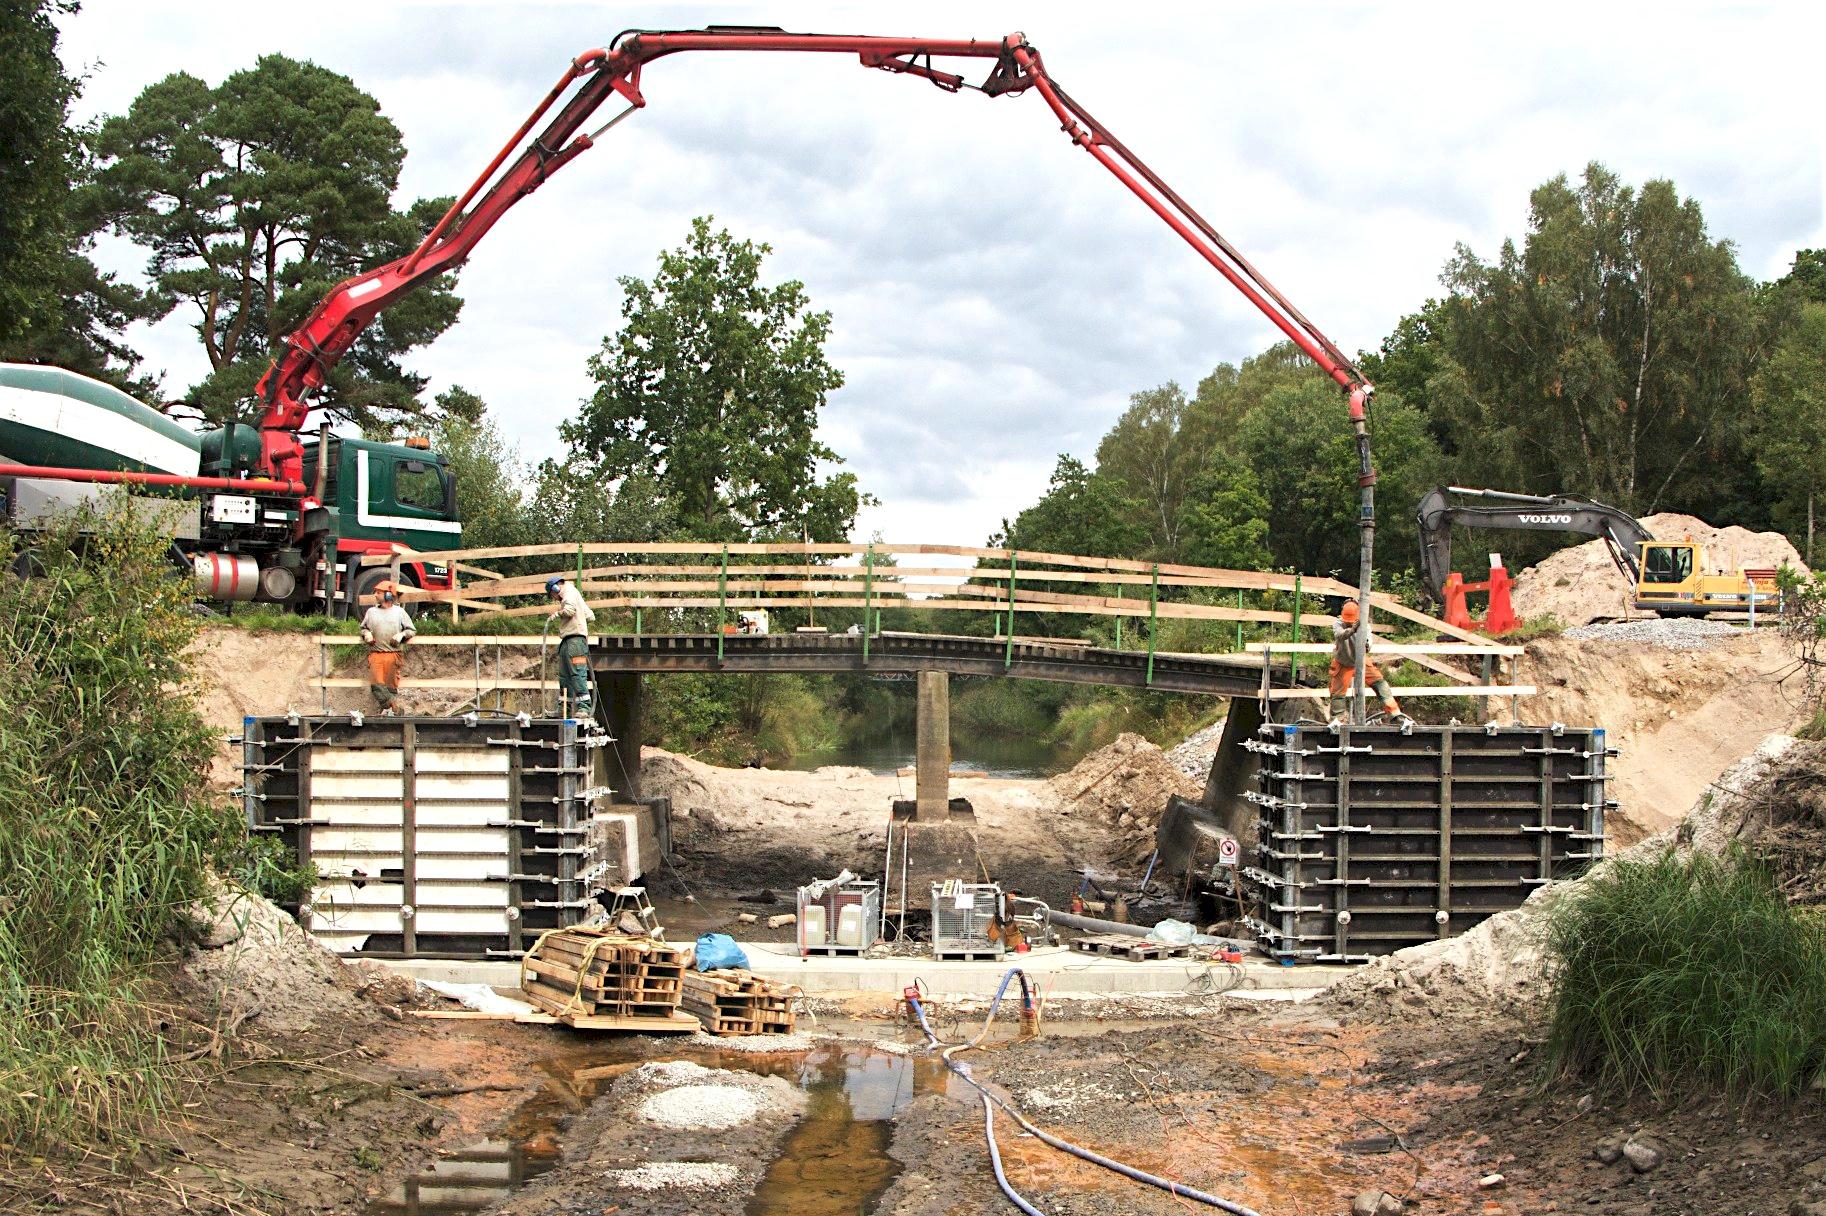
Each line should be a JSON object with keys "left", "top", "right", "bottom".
{"left": 1329, "top": 600, "right": 1403, "bottom": 724}
{"left": 359, "top": 579, "right": 416, "bottom": 714}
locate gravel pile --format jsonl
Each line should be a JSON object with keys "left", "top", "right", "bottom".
{"left": 638, "top": 1084, "right": 761, "bottom": 1130}
{"left": 601, "top": 1162, "right": 740, "bottom": 1191}
{"left": 1165, "top": 718, "right": 1226, "bottom": 779}
{"left": 1564, "top": 617, "right": 1746, "bottom": 651}
{"left": 634, "top": 1060, "right": 717, "bottom": 1085}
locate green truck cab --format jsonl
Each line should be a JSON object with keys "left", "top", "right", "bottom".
{"left": 0, "top": 362, "right": 462, "bottom": 612}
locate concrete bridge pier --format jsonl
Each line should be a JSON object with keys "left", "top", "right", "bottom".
{"left": 914, "top": 670, "right": 951, "bottom": 821}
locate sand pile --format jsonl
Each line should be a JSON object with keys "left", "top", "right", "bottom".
{"left": 1511, "top": 512, "right": 1806, "bottom": 627}
{"left": 1327, "top": 734, "right": 1801, "bottom": 1019}
{"left": 1045, "top": 733, "right": 1201, "bottom": 857}
{"left": 182, "top": 880, "right": 424, "bottom": 1033}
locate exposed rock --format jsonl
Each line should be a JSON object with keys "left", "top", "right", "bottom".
{"left": 1622, "top": 1136, "right": 1662, "bottom": 1173}
{"left": 1478, "top": 1173, "right": 1506, "bottom": 1189}
{"left": 1593, "top": 1135, "right": 1625, "bottom": 1165}
{"left": 1351, "top": 1190, "right": 1402, "bottom": 1216}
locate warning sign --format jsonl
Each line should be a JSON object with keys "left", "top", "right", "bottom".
{"left": 1218, "top": 837, "right": 1240, "bottom": 867}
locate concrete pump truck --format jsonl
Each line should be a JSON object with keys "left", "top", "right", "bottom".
{"left": 1, "top": 25, "right": 1390, "bottom": 712}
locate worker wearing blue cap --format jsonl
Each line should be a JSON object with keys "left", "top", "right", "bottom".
{"left": 546, "top": 575, "right": 595, "bottom": 719}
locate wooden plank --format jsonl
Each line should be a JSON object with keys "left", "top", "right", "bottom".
{"left": 481, "top": 593, "right": 1317, "bottom": 627}
{"left": 1263, "top": 685, "right": 1537, "bottom": 701}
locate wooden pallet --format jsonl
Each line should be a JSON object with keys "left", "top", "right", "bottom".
{"left": 521, "top": 928, "right": 694, "bottom": 1029}
{"left": 933, "top": 946, "right": 1005, "bottom": 961}
{"left": 801, "top": 944, "right": 867, "bottom": 957}
{"left": 680, "top": 968, "right": 796, "bottom": 1037}
{"left": 1070, "top": 933, "right": 1190, "bottom": 961}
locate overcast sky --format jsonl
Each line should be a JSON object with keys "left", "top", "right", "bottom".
{"left": 60, "top": 2, "right": 1825, "bottom": 545}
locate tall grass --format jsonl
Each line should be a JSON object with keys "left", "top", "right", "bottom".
{"left": 0, "top": 504, "right": 244, "bottom": 1152}
{"left": 1543, "top": 847, "right": 1826, "bottom": 1099}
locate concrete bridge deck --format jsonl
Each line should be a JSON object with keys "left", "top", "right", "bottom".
{"left": 589, "top": 630, "right": 1292, "bottom": 696}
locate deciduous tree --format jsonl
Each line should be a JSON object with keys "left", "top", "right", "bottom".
{"left": 565, "top": 216, "right": 865, "bottom": 542}
{"left": 1425, "top": 164, "right": 1755, "bottom": 516}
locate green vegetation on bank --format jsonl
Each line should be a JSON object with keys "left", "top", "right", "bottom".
{"left": 1543, "top": 848, "right": 1826, "bottom": 1100}
{"left": 0, "top": 507, "right": 255, "bottom": 1152}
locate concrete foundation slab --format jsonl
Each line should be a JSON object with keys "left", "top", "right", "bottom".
{"left": 381, "top": 943, "right": 1351, "bottom": 999}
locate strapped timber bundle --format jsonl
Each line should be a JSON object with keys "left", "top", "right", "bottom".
{"left": 680, "top": 968, "right": 797, "bottom": 1036}
{"left": 520, "top": 927, "right": 695, "bottom": 1029}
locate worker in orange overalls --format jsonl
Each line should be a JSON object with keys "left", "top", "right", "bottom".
{"left": 1328, "top": 600, "right": 1404, "bottom": 724}
{"left": 359, "top": 580, "right": 416, "bottom": 714}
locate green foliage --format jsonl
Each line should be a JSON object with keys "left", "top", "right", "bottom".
{"left": 1095, "top": 382, "right": 1206, "bottom": 559}
{"left": 0, "top": 1, "right": 148, "bottom": 391}
{"left": 0, "top": 0, "right": 81, "bottom": 353}
{"left": 90, "top": 54, "right": 461, "bottom": 427}
{"left": 566, "top": 216, "right": 867, "bottom": 542}
{"left": 1749, "top": 302, "right": 1826, "bottom": 565}
{"left": 1178, "top": 454, "right": 1271, "bottom": 570}
{"left": 429, "top": 402, "right": 535, "bottom": 552}
{"left": 1238, "top": 365, "right": 1442, "bottom": 575}
{"left": 1544, "top": 848, "right": 1826, "bottom": 1099}
{"left": 1424, "top": 163, "right": 1755, "bottom": 518}
{"left": 236, "top": 833, "right": 318, "bottom": 907}
{"left": 994, "top": 455, "right": 1149, "bottom": 558}
{"left": 529, "top": 461, "right": 682, "bottom": 548}
{"left": 0, "top": 502, "right": 244, "bottom": 1151}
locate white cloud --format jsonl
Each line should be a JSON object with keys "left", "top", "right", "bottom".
{"left": 60, "top": 1, "right": 1825, "bottom": 544}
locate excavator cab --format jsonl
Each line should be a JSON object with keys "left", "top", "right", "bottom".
{"left": 1639, "top": 542, "right": 1696, "bottom": 588}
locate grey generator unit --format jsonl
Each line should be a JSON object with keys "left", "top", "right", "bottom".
{"left": 1243, "top": 722, "right": 1612, "bottom": 962}
{"left": 239, "top": 715, "right": 668, "bottom": 960}
{"left": 931, "top": 880, "right": 1005, "bottom": 960}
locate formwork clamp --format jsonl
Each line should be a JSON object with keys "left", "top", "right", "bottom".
{"left": 1317, "top": 822, "right": 1375, "bottom": 835}
{"left": 1315, "top": 876, "right": 1373, "bottom": 886}
{"left": 1313, "top": 743, "right": 1373, "bottom": 757}
{"left": 1246, "top": 790, "right": 1307, "bottom": 810}
{"left": 1520, "top": 823, "right": 1574, "bottom": 835}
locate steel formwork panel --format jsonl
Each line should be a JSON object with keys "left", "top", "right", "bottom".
{"left": 240, "top": 715, "right": 617, "bottom": 960}
{"left": 1244, "top": 722, "right": 1611, "bottom": 962}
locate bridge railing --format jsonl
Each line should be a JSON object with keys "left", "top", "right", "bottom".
{"left": 359, "top": 541, "right": 1508, "bottom": 680}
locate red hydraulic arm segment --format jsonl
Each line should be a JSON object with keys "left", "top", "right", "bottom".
{"left": 252, "top": 25, "right": 1381, "bottom": 715}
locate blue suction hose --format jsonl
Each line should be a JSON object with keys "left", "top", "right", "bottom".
{"left": 906, "top": 968, "right": 1262, "bottom": 1216}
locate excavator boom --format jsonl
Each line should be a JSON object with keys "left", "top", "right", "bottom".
{"left": 1417, "top": 485, "right": 1656, "bottom": 602}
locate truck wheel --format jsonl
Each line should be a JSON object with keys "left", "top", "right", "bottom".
{"left": 335, "top": 566, "right": 415, "bottom": 620}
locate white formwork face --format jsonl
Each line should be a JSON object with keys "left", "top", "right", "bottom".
{"left": 307, "top": 746, "right": 514, "bottom": 950}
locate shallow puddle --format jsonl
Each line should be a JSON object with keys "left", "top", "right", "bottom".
{"left": 369, "top": 1036, "right": 954, "bottom": 1216}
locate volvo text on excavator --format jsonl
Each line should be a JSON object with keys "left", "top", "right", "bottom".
{"left": 1417, "top": 486, "right": 1782, "bottom": 619}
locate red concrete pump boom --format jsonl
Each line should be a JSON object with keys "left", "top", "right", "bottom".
{"left": 253, "top": 25, "right": 1383, "bottom": 714}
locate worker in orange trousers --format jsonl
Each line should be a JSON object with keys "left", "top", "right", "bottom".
{"left": 360, "top": 580, "right": 416, "bottom": 714}
{"left": 1328, "top": 600, "right": 1405, "bottom": 724}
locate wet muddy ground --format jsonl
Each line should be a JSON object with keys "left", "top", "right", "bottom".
{"left": 15, "top": 992, "right": 1826, "bottom": 1216}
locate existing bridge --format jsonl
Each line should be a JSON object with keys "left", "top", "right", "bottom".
{"left": 589, "top": 630, "right": 1280, "bottom": 696}
{"left": 329, "top": 540, "right": 1525, "bottom": 812}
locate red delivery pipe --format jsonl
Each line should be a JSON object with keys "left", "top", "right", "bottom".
{"left": 0, "top": 464, "right": 307, "bottom": 496}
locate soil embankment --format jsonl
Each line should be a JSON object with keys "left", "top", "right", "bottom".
{"left": 1520, "top": 625, "right": 1807, "bottom": 843}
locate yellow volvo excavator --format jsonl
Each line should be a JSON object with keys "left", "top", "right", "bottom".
{"left": 1418, "top": 487, "right": 1784, "bottom": 618}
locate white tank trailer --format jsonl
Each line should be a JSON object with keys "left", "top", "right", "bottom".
{"left": 0, "top": 363, "right": 464, "bottom": 611}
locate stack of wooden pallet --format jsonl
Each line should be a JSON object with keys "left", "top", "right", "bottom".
{"left": 680, "top": 968, "right": 796, "bottom": 1036}
{"left": 520, "top": 928, "right": 698, "bottom": 1031}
